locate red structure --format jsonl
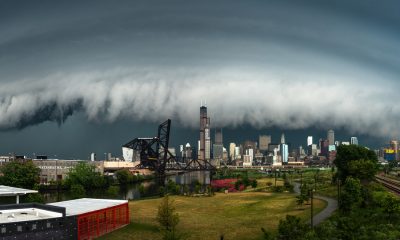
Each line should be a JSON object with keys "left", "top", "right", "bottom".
{"left": 49, "top": 198, "right": 130, "bottom": 240}
{"left": 77, "top": 202, "right": 129, "bottom": 240}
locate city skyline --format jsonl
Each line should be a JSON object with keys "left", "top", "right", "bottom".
{"left": 0, "top": 1, "right": 400, "bottom": 158}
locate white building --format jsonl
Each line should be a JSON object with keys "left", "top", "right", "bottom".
{"left": 307, "top": 136, "right": 313, "bottom": 146}
{"left": 234, "top": 146, "right": 241, "bottom": 159}
{"left": 229, "top": 143, "right": 236, "bottom": 160}
{"left": 350, "top": 137, "right": 358, "bottom": 145}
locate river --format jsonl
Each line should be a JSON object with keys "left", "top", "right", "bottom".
{"left": 40, "top": 171, "right": 211, "bottom": 203}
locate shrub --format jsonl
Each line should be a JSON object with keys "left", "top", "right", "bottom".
{"left": 159, "top": 186, "right": 165, "bottom": 197}
{"left": 107, "top": 186, "right": 119, "bottom": 197}
{"left": 251, "top": 179, "right": 258, "bottom": 188}
{"left": 71, "top": 184, "right": 86, "bottom": 199}
{"left": 272, "top": 186, "right": 284, "bottom": 193}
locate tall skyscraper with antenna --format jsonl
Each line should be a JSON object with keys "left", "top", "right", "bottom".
{"left": 199, "top": 101, "right": 211, "bottom": 162}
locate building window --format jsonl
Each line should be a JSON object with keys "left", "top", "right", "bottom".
{"left": 32, "top": 224, "right": 37, "bottom": 230}
{"left": 47, "top": 222, "right": 51, "bottom": 228}
{"left": 17, "top": 226, "right": 22, "bottom": 232}
{"left": 1, "top": 227, "right": 6, "bottom": 234}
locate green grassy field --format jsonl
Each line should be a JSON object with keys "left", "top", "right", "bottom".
{"left": 99, "top": 191, "right": 327, "bottom": 240}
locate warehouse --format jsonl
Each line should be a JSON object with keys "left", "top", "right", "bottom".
{"left": 0, "top": 197, "right": 129, "bottom": 240}
{"left": 49, "top": 198, "right": 129, "bottom": 240}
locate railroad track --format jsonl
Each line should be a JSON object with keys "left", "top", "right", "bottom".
{"left": 375, "top": 175, "right": 400, "bottom": 195}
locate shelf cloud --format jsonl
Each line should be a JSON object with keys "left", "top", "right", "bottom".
{"left": 0, "top": 66, "right": 398, "bottom": 138}
{"left": 1, "top": 0, "right": 400, "bottom": 139}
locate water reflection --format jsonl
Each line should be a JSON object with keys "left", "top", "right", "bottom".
{"left": 41, "top": 171, "right": 211, "bottom": 203}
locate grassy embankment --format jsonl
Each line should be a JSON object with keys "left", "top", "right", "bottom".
{"left": 99, "top": 189, "right": 327, "bottom": 240}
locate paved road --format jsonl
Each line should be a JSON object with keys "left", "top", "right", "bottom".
{"left": 293, "top": 183, "right": 338, "bottom": 226}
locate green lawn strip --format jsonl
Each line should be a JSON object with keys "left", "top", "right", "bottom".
{"left": 99, "top": 191, "right": 327, "bottom": 240}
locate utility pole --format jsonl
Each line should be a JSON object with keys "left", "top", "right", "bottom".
{"left": 337, "top": 179, "right": 341, "bottom": 208}
{"left": 310, "top": 189, "right": 314, "bottom": 228}
{"left": 274, "top": 170, "right": 277, "bottom": 187}
{"left": 300, "top": 171, "right": 303, "bottom": 187}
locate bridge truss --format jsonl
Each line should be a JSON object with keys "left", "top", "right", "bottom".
{"left": 122, "top": 119, "right": 215, "bottom": 176}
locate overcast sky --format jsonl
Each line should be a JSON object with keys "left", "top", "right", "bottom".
{"left": 0, "top": 0, "right": 399, "bottom": 158}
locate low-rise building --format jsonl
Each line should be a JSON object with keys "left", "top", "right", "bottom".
{"left": 32, "top": 160, "right": 104, "bottom": 184}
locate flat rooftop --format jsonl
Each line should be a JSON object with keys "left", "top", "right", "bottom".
{"left": 48, "top": 198, "right": 128, "bottom": 216}
{"left": 0, "top": 185, "right": 38, "bottom": 197}
{"left": 0, "top": 208, "right": 62, "bottom": 223}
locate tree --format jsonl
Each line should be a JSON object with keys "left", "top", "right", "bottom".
{"left": 278, "top": 215, "right": 311, "bottom": 240}
{"left": 65, "top": 162, "right": 106, "bottom": 190}
{"left": 296, "top": 194, "right": 308, "bottom": 209}
{"left": 347, "top": 159, "right": 378, "bottom": 182}
{"left": 115, "top": 169, "right": 131, "bottom": 185}
{"left": 0, "top": 160, "right": 40, "bottom": 189}
{"left": 340, "top": 177, "right": 362, "bottom": 213}
{"left": 157, "top": 195, "right": 181, "bottom": 240}
{"left": 334, "top": 145, "right": 378, "bottom": 182}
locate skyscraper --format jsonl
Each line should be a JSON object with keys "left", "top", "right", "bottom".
{"left": 199, "top": 104, "right": 211, "bottom": 161}
{"left": 320, "top": 139, "right": 329, "bottom": 157}
{"left": 215, "top": 128, "right": 223, "bottom": 145}
{"left": 280, "top": 144, "right": 289, "bottom": 163}
{"left": 229, "top": 143, "right": 236, "bottom": 160}
{"left": 307, "top": 136, "right": 313, "bottom": 146}
{"left": 350, "top": 137, "right": 358, "bottom": 145}
{"left": 281, "top": 133, "right": 286, "bottom": 144}
{"left": 259, "top": 135, "right": 271, "bottom": 151}
{"left": 327, "top": 130, "right": 334, "bottom": 145}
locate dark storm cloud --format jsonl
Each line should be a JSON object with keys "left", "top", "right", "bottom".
{"left": 0, "top": 0, "right": 400, "bottom": 138}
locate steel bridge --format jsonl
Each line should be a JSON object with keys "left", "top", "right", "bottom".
{"left": 122, "top": 119, "right": 215, "bottom": 176}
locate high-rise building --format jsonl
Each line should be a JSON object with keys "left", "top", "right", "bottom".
{"left": 242, "top": 140, "right": 257, "bottom": 154}
{"left": 213, "top": 144, "right": 223, "bottom": 159}
{"left": 308, "top": 144, "right": 318, "bottom": 156}
{"left": 234, "top": 146, "right": 241, "bottom": 159}
{"left": 243, "top": 148, "right": 254, "bottom": 166}
{"left": 222, "top": 147, "right": 228, "bottom": 161}
{"left": 199, "top": 104, "right": 211, "bottom": 161}
{"left": 390, "top": 140, "right": 399, "bottom": 160}
{"left": 327, "top": 130, "right": 334, "bottom": 145}
{"left": 184, "top": 143, "right": 192, "bottom": 160}
{"left": 197, "top": 140, "right": 201, "bottom": 159}
{"left": 307, "top": 136, "right": 313, "bottom": 146}
{"left": 259, "top": 135, "right": 271, "bottom": 151}
{"left": 350, "top": 137, "right": 358, "bottom": 145}
{"left": 281, "top": 133, "right": 286, "bottom": 144}
{"left": 213, "top": 128, "right": 223, "bottom": 159}
{"left": 179, "top": 145, "right": 184, "bottom": 158}
{"left": 280, "top": 144, "right": 289, "bottom": 163}
{"left": 320, "top": 139, "right": 329, "bottom": 157}
{"left": 229, "top": 143, "right": 236, "bottom": 160}
{"left": 215, "top": 128, "right": 223, "bottom": 145}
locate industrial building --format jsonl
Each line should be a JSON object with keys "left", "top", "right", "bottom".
{"left": 32, "top": 160, "right": 104, "bottom": 184}
{"left": 0, "top": 197, "right": 129, "bottom": 240}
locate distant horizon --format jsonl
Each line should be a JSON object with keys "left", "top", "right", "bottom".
{"left": 0, "top": 113, "right": 390, "bottom": 160}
